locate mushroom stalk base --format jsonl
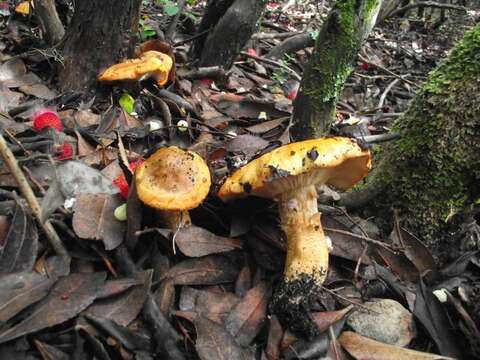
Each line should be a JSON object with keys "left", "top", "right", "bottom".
{"left": 272, "top": 184, "right": 329, "bottom": 338}
{"left": 160, "top": 210, "right": 191, "bottom": 230}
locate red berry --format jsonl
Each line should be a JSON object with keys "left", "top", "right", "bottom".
{"left": 32, "top": 109, "right": 62, "bottom": 132}
{"left": 113, "top": 175, "right": 130, "bottom": 200}
{"left": 247, "top": 48, "right": 258, "bottom": 57}
{"left": 113, "top": 160, "right": 144, "bottom": 199}
{"left": 55, "top": 143, "right": 74, "bottom": 161}
{"left": 361, "top": 62, "right": 370, "bottom": 71}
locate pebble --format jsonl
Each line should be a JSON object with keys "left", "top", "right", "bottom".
{"left": 346, "top": 298, "right": 416, "bottom": 347}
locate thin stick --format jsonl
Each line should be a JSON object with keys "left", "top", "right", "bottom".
{"left": 358, "top": 54, "right": 417, "bottom": 86}
{"left": 0, "top": 134, "right": 70, "bottom": 260}
{"left": 323, "top": 226, "right": 397, "bottom": 252}
{"left": 388, "top": 1, "right": 466, "bottom": 19}
{"left": 239, "top": 51, "right": 302, "bottom": 81}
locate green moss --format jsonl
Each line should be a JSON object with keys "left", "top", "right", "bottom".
{"left": 375, "top": 25, "right": 480, "bottom": 250}
{"left": 293, "top": 0, "right": 381, "bottom": 138}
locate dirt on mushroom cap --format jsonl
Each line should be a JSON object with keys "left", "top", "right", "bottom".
{"left": 218, "top": 137, "right": 371, "bottom": 200}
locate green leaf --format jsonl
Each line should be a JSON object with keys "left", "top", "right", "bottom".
{"left": 164, "top": 2, "right": 179, "bottom": 16}
{"left": 119, "top": 93, "right": 135, "bottom": 115}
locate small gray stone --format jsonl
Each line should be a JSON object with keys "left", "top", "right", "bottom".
{"left": 346, "top": 299, "right": 416, "bottom": 347}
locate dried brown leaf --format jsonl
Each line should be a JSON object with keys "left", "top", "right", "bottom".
{"left": 73, "top": 194, "right": 125, "bottom": 250}
{"left": 196, "top": 290, "right": 241, "bottom": 324}
{"left": 195, "top": 316, "right": 251, "bottom": 360}
{"left": 339, "top": 331, "right": 454, "bottom": 360}
{"left": 225, "top": 281, "right": 271, "bottom": 346}
{"left": 85, "top": 270, "right": 152, "bottom": 326}
{"left": 160, "top": 255, "right": 239, "bottom": 285}
{"left": 176, "top": 226, "right": 242, "bottom": 257}
{"left": 0, "top": 272, "right": 55, "bottom": 322}
{"left": 311, "top": 305, "right": 354, "bottom": 333}
{"left": 0, "top": 203, "right": 38, "bottom": 273}
{"left": 0, "top": 272, "right": 106, "bottom": 344}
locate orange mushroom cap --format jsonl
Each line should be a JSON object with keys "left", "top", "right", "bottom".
{"left": 218, "top": 137, "right": 371, "bottom": 200}
{"left": 98, "top": 51, "right": 173, "bottom": 86}
{"left": 15, "top": 1, "right": 31, "bottom": 15}
{"left": 135, "top": 146, "right": 211, "bottom": 211}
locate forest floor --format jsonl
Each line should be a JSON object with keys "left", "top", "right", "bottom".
{"left": 0, "top": 0, "right": 479, "bottom": 359}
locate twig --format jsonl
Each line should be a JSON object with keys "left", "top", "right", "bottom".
{"left": 358, "top": 54, "right": 417, "bottom": 87}
{"left": 357, "top": 132, "right": 400, "bottom": 144}
{"left": 323, "top": 226, "right": 397, "bottom": 253}
{"left": 251, "top": 31, "right": 301, "bottom": 40}
{"left": 388, "top": 1, "right": 466, "bottom": 19}
{"left": 0, "top": 134, "right": 70, "bottom": 260}
{"left": 377, "top": 78, "right": 400, "bottom": 109}
{"left": 321, "top": 286, "right": 380, "bottom": 314}
{"left": 239, "top": 51, "right": 302, "bottom": 81}
{"left": 180, "top": 66, "right": 226, "bottom": 80}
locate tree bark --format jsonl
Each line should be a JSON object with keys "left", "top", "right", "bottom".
{"left": 291, "top": 0, "right": 382, "bottom": 140}
{"left": 59, "top": 0, "right": 142, "bottom": 92}
{"left": 192, "top": 0, "right": 267, "bottom": 69}
{"left": 33, "top": 0, "right": 65, "bottom": 46}
{"left": 363, "top": 24, "right": 480, "bottom": 255}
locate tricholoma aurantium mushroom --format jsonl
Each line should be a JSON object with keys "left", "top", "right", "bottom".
{"left": 218, "top": 137, "right": 371, "bottom": 336}
{"left": 135, "top": 146, "right": 211, "bottom": 230}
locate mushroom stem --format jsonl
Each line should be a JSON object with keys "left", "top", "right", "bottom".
{"left": 277, "top": 184, "right": 329, "bottom": 284}
{"left": 160, "top": 210, "right": 192, "bottom": 230}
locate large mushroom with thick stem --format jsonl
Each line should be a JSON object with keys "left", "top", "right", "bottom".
{"left": 135, "top": 146, "right": 211, "bottom": 230}
{"left": 218, "top": 137, "right": 371, "bottom": 336}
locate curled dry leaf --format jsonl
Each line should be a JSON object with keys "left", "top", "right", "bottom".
{"left": 339, "top": 331, "right": 454, "bottom": 360}
{"left": 0, "top": 272, "right": 106, "bottom": 344}
{"left": 175, "top": 225, "right": 242, "bottom": 257}
{"left": 225, "top": 281, "right": 271, "bottom": 346}
{"left": 390, "top": 217, "right": 437, "bottom": 276}
{"left": 34, "top": 339, "right": 70, "bottom": 360}
{"left": 311, "top": 305, "right": 354, "bottom": 333}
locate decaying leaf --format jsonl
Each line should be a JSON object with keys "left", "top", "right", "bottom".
{"left": 41, "top": 160, "right": 119, "bottom": 222}
{"left": 339, "top": 331, "right": 454, "bottom": 360}
{"left": 84, "top": 270, "right": 152, "bottom": 326}
{"left": 159, "top": 255, "right": 240, "bottom": 285}
{"left": 225, "top": 281, "right": 271, "bottom": 346}
{"left": 72, "top": 193, "right": 126, "bottom": 250}
{"left": 196, "top": 290, "right": 241, "bottom": 324}
{"left": 311, "top": 305, "right": 354, "bottom": 333}
{"left": 0, "top": 272, "right": 55, "bottom": 322}
{"left": 195, "top": 315, "right": 251, "bottom": 360}
{"left": 0, "top": 203, "right": 38, "bottom": 273}
{"left": 175, "top": 225, "right": 242, "bottom": 257}
{"left": 0, "top": 272, "right": 106, "bottom": 344}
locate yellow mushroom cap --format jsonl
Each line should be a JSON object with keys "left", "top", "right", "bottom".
{"left": 98, "top": 51, "right": 173, "bottom": 86}
{"left": 135, "top": 146, "right": 211, "bottom": 211}
{"left": 15, "top": 1, "right": 31, "bottom": 15}
{"left": 218, "top": 137, "right": 371, "bottom": 200}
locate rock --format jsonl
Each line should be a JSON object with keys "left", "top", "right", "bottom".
{"left": 346, "top": 299, "right": 416, "bottom": 347}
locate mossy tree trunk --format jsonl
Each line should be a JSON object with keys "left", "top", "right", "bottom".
{"left": 348, "top": 25, "right": 480, "bottom": 255}
{"left": 291, "top": 0, "right": 382, "bottom": 140}
{"left": 191, "top": 0, "right": 267, "bottom": 69}
{"left": 59, "top": 0, "right": 142, "bottom": 92}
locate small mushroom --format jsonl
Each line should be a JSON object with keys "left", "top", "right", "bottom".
{"left": 98, "top": 51, "right": 173, "bottom": 86}
{"left": 135, "top": 146, "right": 211, "bottom": 230}
{"left": 218, "top": 137, "right": 371, "bottom": 336}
